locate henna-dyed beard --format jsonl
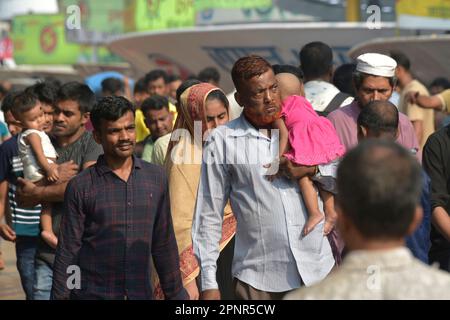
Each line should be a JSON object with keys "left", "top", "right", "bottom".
{"left": 243, "top": 107, "right": 281, "bottom": 128}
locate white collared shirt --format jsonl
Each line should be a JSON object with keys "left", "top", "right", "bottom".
{"left": 192, "top": 115, "right": 335, "bottom": 293}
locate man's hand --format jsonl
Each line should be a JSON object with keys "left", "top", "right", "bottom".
{"left": 56, "top": 161, "right": 78, "bottom": 183}
{"left": 0, "top": 224, "right": 16, "bottom": 242}
{"left": 15, "top": 178, "right": 40, "bottom": 208}
{"left": 406, "top": 91, "right": 419, "bottom": 104}
{"left": 279, "top": 158, "right": 316, "bottom": 180}
{"left": 200, "top": 289, "right": 221, "bottom": 300}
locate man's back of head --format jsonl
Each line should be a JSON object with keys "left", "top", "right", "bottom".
{"left": 198, "top": 67, "right": 220, "bottom": 86}
{"left": 357, "top": 100, "right": 399, "bottom": 140}
{"left": 299, "top": 41, "right": 333, "bottom": 82}
{"left": 337, "top": 139, "right": 422, "bottom": 243}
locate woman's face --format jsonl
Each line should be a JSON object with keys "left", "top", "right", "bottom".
{"left": 204, "top": 98, "right": 229, "bottom": 130}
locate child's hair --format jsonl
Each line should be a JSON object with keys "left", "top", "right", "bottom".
{"left": 25, "top": 81, "right": 58, "bottom": 108}
{"left": 11, "top": 91, "right": 39, "bottom": 120}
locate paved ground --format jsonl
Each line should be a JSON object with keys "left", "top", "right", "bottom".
{"left": 0, "top": 240, "right": 26, "bottom": 300}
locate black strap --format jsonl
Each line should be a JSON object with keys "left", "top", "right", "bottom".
{"left": 317, "top": 92, "right": 351, "bottom": 117}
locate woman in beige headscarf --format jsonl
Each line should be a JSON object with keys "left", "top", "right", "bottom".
{"left": 152, "top": 82, "right": 236, "bottom": 299}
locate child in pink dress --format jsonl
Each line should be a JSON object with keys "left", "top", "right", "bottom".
{"left": 273, "top": 95, "right": 345, "bottom": 236}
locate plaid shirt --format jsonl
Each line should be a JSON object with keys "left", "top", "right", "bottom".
{"left": 51, "top": 155, "right": 188, "bottom": 300}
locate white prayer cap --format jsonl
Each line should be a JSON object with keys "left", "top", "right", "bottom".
{"left": 356, "top": 53, "right": 397, "bottom": 77}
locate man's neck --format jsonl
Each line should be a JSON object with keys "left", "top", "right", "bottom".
{"left": 304, "top": 75, "right": 330, "bottom": 83}
{"left": 105, "top": 155, "right": 133, "bottom": 182}
{"left": 399, "top": 74, "right": 413, "bottom": 89}
{"left": 346, "top": 238, "right": 405, "bottom": 251}
{"left": 56, "top": 126, "right": 86, "bottom": 148}
{"left": 243, "top": 114, "right": 272, "bottom": 137}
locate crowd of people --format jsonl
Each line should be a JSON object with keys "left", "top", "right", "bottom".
{"left": 0, "top": 41, "right": 450, "bottom": 300}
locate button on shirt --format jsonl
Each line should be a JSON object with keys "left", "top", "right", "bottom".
{"left": 192, "top": 115, "right": 335, "bottom": 293}
{"left": 51, "top": 155, "right": 187, "bottom": 300}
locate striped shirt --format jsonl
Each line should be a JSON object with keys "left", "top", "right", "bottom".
{"left": 192, "top": 115, "right": 335, "bottom": 293}
{"left": 0, "top": 135, "right": 40, "bottom": 236}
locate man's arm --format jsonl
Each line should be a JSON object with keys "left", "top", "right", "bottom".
{"left": 15, "top": 161, "right": 79, "bottom": 207}
{"left": 51, "top": 179, "right": 86, "bottom": 300}
{"left": 431, "top": 207, "right": 450, "bottom": 242}
{"left": 279, "top": 158, "right": 317, "bottom": 180}
{"left": 411, "top": 120, "right": 424, "bottom": 147}
{"left": 192, "top": 132, "right": 231, "bottom": 300}
{"left": 423, "top": 134, "right": 450, "bottom": 241}
{"left": 0, "top": 180, "right": 16, "bottom": 241}
{"left": 151, "top": 170, "right": 188, "bottom": 300}
{"left": 407, "top": 91, "right": 444, "bottom": 110}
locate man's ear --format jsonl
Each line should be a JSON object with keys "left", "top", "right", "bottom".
{"left": 234, "top": 91, "right": 244, "bottom": 107}
{"left": 357, "top": 125, "right": 367, "bottom": 142}
{"left": 81, "top": 112, "right": 90, "bottom": 125}
{"left": 394, "top": 127, "right": 399, "bottom": 140}
{"left": 406, "top": 206, "right": 423, "bottom": 236}
{"left": 93, "top": 129, "right": 101, "bottom": 145}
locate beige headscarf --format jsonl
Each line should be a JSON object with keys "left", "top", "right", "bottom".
{"left": 153, "top": 83, "right": 236, "bottom": 299}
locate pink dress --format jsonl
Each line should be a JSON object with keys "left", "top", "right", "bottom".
{"left": 282, "top": 95, "right": 345, "bottom": 166}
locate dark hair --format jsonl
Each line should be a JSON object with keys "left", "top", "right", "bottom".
{"left": 272, "top": 64, "right": 304, "bottom": 82}
{"left": 11, "top": 91, "right": 39, "bottom": 119}
{"left": 101, "top": 77, "right": 124, "bottom": 96}
{"left": 205, "top": 90, "right": 229, "bottom": 109}
{"left": 337, "top": 139, "right": 422, "bottom": 239}
{"left": 186, "top": 74, "right": 199, "bottom": 81}
{"left": 299, "top": 41, "right": 333, "bottom": 79}
{"left": 333, "top": 63, "right": 356, "bottom": 96}
{"left": 25, "top": 81, "right": 58, "bottom": 107}
{"left": 43, "top": 76, "right": 62, "bottom": 89}
{"left": 357, "top": 100, "right": 398, "bottom": 138}
{"left": 90, "top": 96, "right": 134, "bottom": 132}
{"left": 390, "top": 51, "right": 410, "bottom": 71}
{"left": 176, "top": 79, "right": 201, "bottom": 104}
{"left": 57, "top": 82, "right": 96, "bottom": 113}
{"left": 144, "top": 69, "right": 169, "bottom": 86}
{"left": 141, "top": 95, "right": 169, "bottom": 118}
{"left": 198, "top": 67, "right": 220, "bottom": 84}
{"left": 167, "top": 74, "right": 181, "bottom": 83}
{"left": 430, "top": 77, "right": 450, "bottom": 90}
{"left": 1, "top": 90, "right": 20, "bottom": 113}
{"left": 0, "top": 83, "right": 8, "bottom": 96}
{"left": 231, "top": 55, "right": 272, "bottom": 92}
{"left": 133, "top": 78, "right": 148, "bottom": 94}
{"left": 353, "top": 71, "right": 397, "bottom": 91}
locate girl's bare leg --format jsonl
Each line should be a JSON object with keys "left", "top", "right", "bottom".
{"left": 319, "top": 189, "right": 338, "bottom": 235}
{"left": 299, "top": 176, "right": 324, "bottom": 236}
{"left": 40, "top": 203, "right": 58, "bottom": 249}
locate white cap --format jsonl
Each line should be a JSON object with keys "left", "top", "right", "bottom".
{"left": 356, "top": 53, "right": 397, "bottom": 77}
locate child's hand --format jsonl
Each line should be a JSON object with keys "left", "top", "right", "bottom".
{"left": 46, "top": 163, "right": 59, "bottom": 183}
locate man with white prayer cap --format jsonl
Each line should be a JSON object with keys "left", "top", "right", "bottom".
{"left": 327, "top": 53, "right": 419, "bottom": 157}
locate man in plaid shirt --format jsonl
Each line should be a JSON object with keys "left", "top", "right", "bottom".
{"left": 51, "top": 96, "right": 187, "bottom": 300}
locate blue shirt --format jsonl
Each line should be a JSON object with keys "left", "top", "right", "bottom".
{"left": 0, "top": 135, "right": 40, "bottom": 236}
{"left": 405, "top": 170, "right": 431, "bottom": 264}
{"left": 192, "top": 115, "right": 335, "bottom": 292}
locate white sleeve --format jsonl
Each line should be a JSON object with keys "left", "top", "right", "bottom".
{"left": 191, "top": 131, "right": 231, "bottom": 291}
